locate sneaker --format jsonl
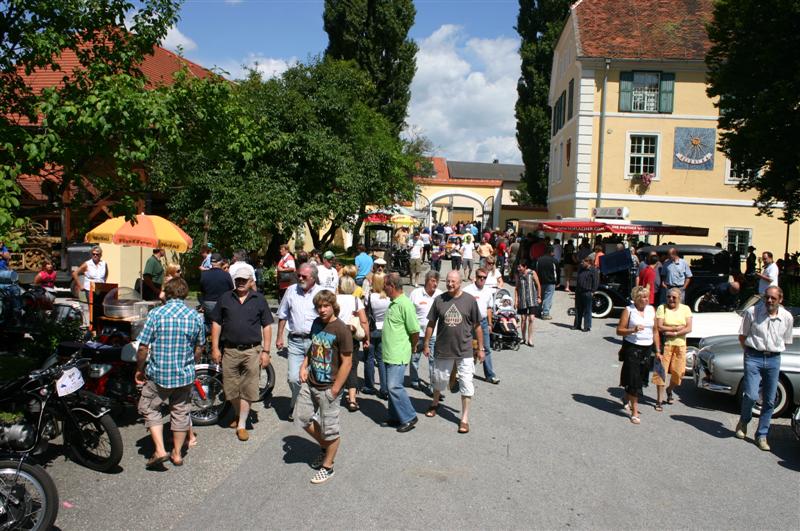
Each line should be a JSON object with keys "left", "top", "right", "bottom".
{"left": 487, "top": 377, "right": 500, "bottom": 385}
{"left": 756, "top": 438, "right": 771, "bottom": 451}
{"left": 735, "top": 421, "right": 747, "bottom": 439}
{"left": 310, "top": 451, "right": 326, "bottom": 470}
{"left": 311, "top": 466, "right": 335, "bottom": 484}
{"left": 541, "top": 315, "right": 553, "bottom": 320}
{"left": 361, "top": 387, "right": 377, "bottom": 395}
{"left": 410, "top": 381, "right": 421, "bottom": 390}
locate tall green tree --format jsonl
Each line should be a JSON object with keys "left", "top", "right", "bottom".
{"left": 323, "top": 0, "right": 417, "bottom": 135}
{"left": 0, "top": 0, "right": 181, "bottom": 245}
{"left": 514, "top": 0, "right": 570, "bottom": 204}
{"left": 706, "top": 0, "right": 800, "bottom": 227}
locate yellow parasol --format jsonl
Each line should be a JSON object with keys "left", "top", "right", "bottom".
{"left": 390, "top": 214, "right": 417, "bottom": 227}
{"left": 85, "top": 213, "right": 193, "bottom": 252}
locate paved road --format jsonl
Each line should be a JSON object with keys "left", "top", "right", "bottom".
{"left": 45, "top": 283, "right": 799, "bottom": 530}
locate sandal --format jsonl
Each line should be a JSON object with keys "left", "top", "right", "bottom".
{"left": 458, "top": 421, "right": 470, "bottom": 434}
{"left": 170, "top": 454, "right": 184, "bottom": 467}
{"left": 630, "top": 416, "right": 641, "bottom": 425}
{"left": 145, "top": 453, "right": 169, "bottom": 469}
{"left": 666, "top": 394, "right": 675, "bottom": 405}
{"left": 425, "top": 404, "right": 439, "bottom": 418}
{"left": 654, "top": 403, "right": 663, "bottom": 412}
{"left": 346, "top": 401, "right": 360, "bottom": 412}
{"left": 185, "top": 432, "right": 198, "bottom": 448}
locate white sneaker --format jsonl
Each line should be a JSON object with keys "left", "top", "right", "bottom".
{"left": 311, "top": 466, "right": 335, "bottom": 484}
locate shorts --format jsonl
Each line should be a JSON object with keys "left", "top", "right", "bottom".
{"left": 222, "top": 346, "right": 261, "bottom": 402}
{"left": 652, "top": 344, "right": 686, "bottom": 387}
{"left": 518, "top": 306, "right": 536, "bottom": 316}
{"left": 432, "top": 357, "right": 475, "bottom": 397}
{"left": 410, "top": 258, "right": 423, "bottom": 274}
{"left": 293, "top": 383, "right": 341, "bottom": 441}
{"left": 137, "top": 380, "right": 192, "bottom": 431}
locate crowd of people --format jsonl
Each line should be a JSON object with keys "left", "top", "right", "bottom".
{"left": 68, "top": 223, "right": 794, "bottom": 485}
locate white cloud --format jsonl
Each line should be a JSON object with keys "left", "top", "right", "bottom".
{"left": 405, "top": 25, "right": 522, "bottom": 164}
{"left": 215, "top": 54, "right": 299, "bottom": 81}
{"left": 161, "top": 25, "right": 197, "bottom": 53}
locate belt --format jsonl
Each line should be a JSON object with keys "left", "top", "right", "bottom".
{"left": 746, "top": 348, "right": 781, "bottom": 357}
{"left": 667, "top": 285, "right": 684, "bottom": 289}
{"left": 288, "top": 333, "right": 311, "bottom": 340}
{"left": 232, "top": 343, "right": 260, "bottom": 351}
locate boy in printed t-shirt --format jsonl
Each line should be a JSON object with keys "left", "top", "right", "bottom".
{"left": 295, "top": 290, "right": 353, "bottom": 484}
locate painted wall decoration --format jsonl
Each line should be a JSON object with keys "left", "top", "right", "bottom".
{"left": 673, "top": 127, "right": 716, "bottom": 171}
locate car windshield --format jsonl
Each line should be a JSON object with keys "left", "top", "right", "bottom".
{"left": 737, "top": 294, "right": 762, "bottom": 315}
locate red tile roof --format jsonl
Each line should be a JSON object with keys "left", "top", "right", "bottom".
{"left": 572, "top": 0, "right": 713, "bottom": 61}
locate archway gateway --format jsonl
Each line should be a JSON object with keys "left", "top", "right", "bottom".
{"left": 426, "top": 189, "right": 496, "bottom": 230}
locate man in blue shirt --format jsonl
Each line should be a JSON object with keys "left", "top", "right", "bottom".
{"left": 135, "top": 278, "right": 205, "bottom": 469}
{"left": 0, "top": 242, "right": 10, "bottom": 270}
{"left": 661, "top": 247, "right": 693, "bottom": 303}
{"left": 354, "top": 244, "right": 373, "bottom": 286}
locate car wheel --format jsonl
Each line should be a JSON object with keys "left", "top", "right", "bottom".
{"left": 741, "top": 376, "right": 792, "bottom": 418}
{"left": 591, "top": 291, "right": 613, "bottom": 319}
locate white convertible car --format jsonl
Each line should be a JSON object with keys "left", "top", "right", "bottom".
{"left": 685, "top": 295, "right": 800, "bottom": 374}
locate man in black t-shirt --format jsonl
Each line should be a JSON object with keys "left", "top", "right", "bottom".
{"left": 423, "top": 270, "right": 482, "bottom": 434}
{"left": 200, "top": 253, "right": 234, "bottom": 316}
{"left": 536, "top": 246, "right": 558, "bottom": 320}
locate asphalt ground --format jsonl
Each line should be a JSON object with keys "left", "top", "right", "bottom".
{"left": 43, "top": 269, "right": 799, "bottom": 530}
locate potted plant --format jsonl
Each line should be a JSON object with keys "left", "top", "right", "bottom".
{"left": 630, "top": 172, "right": 654, "bottom": 193}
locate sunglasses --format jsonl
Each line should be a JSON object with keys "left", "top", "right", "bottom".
{"left": 476, "top": 275, "right": 487, "bottom": 279}
{"left": 297, "top": 274, "right": 310, "bottom": 279}
{"left": 92, "top": 253, "right": 101, "bottom": 257}
{"left": 764, "top": 296, "right": 779, "bottom": 301}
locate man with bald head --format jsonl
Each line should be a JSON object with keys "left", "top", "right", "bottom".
{"left": 423, "top": 270, "right": 483, "bottom": 434}
{"left": 277, "top": 262, "right": 324, "bottom": 417}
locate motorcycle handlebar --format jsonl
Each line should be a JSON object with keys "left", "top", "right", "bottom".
{"left": 29, "top": 356, "right": 91, "bottom": 382}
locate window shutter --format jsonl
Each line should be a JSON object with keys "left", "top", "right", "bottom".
{"left": 560, "top": 91, "right": 566, "bottom": 128}
{"left": 659, "top": 73, "right": 675, "bottom": 113}
{"left": 619, "top": 71, "right": 633, "bottom": 112}
{"left": 567, "top": 79, "right": 574, "bottom": 120}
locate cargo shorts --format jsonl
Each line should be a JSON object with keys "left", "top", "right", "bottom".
{"left": 293, "top": 383, "right": 342, "bottom": 441}
{"left": 222, "top": 346, "right": 261, "bottom": 402}
{"left": 138, "top": 380, "right": 192, "bottom": 432}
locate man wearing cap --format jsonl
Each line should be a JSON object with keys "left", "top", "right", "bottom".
{"left": 277, "top": 263, "right": 324, "bottom": 417}
{"left": 210, "top": 268, "right": 273, "bottom": 441}
{"left": 318, "top": 251, "right": 339, "bottom": 292}
{"left": 200, "top": 253, "right": 234, "bottom": 318}
{"left": 142, "top": 248, "right": 166, "bottom": 301}
{"left": 362, "top": 258, "right": 387, "bottom": 298}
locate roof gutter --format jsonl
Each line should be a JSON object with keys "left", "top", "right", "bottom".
{"left": 595, "top": 58, "right": 611, "bottom": 210}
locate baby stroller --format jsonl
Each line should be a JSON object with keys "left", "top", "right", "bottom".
{"left": 490, "top": 288, "right": 521, "bottom": 351}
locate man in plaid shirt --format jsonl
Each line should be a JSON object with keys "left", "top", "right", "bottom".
{"left": 135, "top": 278, "right": 205, "bottom": 469}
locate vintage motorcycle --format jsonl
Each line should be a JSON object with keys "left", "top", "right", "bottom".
{"left": 0, "top": 455, "right": 58, "bottom": 531}
{"left": 0, "top": 356, "right": 123, "bottom": 474}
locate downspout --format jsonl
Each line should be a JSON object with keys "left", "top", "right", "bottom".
{"left": 595, "top": 58, "right": 611, "bottom": 209}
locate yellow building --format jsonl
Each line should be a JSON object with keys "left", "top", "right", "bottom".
{"left": 546, "top": 0, "right": 797, "bottom": 255}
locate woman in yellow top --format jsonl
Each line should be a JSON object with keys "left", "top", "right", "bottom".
{"left": 654, "top": 287, "right": 693, "bottom": 410}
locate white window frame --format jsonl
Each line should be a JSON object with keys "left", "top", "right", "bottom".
{"left": 724, "top": 158, "right": 742, "bottom": 185}
{"left": 624, "top": 131, "right": 662, "bottom": 180}
{"left": 631, "top": 72, "right": 661, "bottom": 113}
{"left": 724, "top": 227, "right": 752, "bottom": 256}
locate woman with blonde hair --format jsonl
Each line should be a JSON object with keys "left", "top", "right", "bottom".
{"left": 362, "top": 273, "right": 389, "bottom": 398}
{"left": 159, "top": 263, "right": 182, "bottom": 302}
{"left": 616, "top": 285, "right": 660, "bottom": 424}
{"left": 337, "top": 275, "right": 370, "bottom": 411}
{"left": 340, "top": 264, "right": 364, "bottom": 299}
{"left": 653, "top": 287, "right": 692, "bottom": 410}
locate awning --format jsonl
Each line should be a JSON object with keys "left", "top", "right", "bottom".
{"left": 518, "top": 219, "right": 708, "bottom": 237}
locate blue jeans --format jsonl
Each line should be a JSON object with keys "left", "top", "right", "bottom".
{"left": 541, "top": 283, "right": 556, "bottom": 317}
{"left": 479, "top": 317, "right": 496, "bottom": 379}
{"left": 364, "top": 330, "right": 387, "bottom": 394}
{"left": 287, "top": 337, "right": 311, "bottom": 410}
{"left": 739, "top": 348, "right": 782, "bottom": 439}
{"left": 574, "top": 291, "right": 592, "bottom": 330}
{"left": 410, "top": 335, "right": 436, "bottom": 386}
{"left": 385, "top": 363, "right": 416, "bottom": 424}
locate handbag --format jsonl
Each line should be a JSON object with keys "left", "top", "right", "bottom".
{"left": 349, "top": 315, "right": 366, "bottom": 341}
{"left": 366, "top": 295, "right": 377, "bottom": 332}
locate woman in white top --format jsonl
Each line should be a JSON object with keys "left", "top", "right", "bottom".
{"left": 484, "top": 256, "right": 504, "bottom": 291}
{"left": 461, "top": 234, "right": 475, "bottom": 281}
{"left": 71, "top": 245, "right": 108, "bottom": 300}
{"left": 616, "top": 285, "right": 660, "bottom": 424}
{"left": 337, "top": 275, "right": 370, "bottom": 411}
{"left": 363, "top": 273, "right": 390, "bottom": 398}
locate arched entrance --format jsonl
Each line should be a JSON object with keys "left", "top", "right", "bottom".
{"left": 426, "top": 190, "right": 495, "bottom": 230}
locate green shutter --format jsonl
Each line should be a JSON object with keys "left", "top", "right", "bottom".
{"left": 659, "top": 73, "right": 675, "bottom": 113}
{"left": 619, "top": 71, "right": 633, "bottom": 112}
{"left": 567, "top": 79, "right": 574, "bottom": 120}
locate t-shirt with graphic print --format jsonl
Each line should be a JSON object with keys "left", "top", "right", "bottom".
{"left": 306, "top": 317, "right": 353, "bottom": 390}
{"left": 427, "top": 292, "right": 481, "bottom": 359}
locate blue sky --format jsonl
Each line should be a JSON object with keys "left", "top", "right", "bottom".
{"left": 163, "top": 0, "right": 524, "bottom": 163}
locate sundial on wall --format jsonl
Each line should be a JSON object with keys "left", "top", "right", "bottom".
{"left": 673, "top": 127, "right": 715, "bottom": 170}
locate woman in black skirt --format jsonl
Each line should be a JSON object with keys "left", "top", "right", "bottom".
{"left": 616, "top": 286, "right": 660, "bottom": 424}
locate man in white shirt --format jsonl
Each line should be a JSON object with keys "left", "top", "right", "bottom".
{"left": 757, "top": 251, "right": 779, "bottom": 294}
{"left": 409, "top": 235, "right": 424, "bottom": 287}
{"left": 276, "top": 263, "right": 323, "bottom": 417}
{"left": 317, "top": 251, "right": 339, "bottom": 292}
{"left": 463, "top": 268, "right": 500, "bottom": 384}
{"left": 409, "top": 271, "right": 442, "bottom": 392}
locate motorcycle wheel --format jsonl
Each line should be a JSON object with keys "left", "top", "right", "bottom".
{"left": 191, "top": 367, "right": 227, "bottom": 426}
{"left": 258, "top": 364, "right": 276, "bottom": 402}
{"left": 65, "top": 410, "right": 123, "bottom": 472}
{"left": 0, "top": 459, "right": 59, "bottom": 531}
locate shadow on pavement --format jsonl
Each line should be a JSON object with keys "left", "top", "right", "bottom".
{"left": 358, "top": 397, "right": 388, "bottom": 425}
{"left": 770, "top": 425, "right": 800, "bottom": 472}
{"left": 549, "top": 322, "right": 574, "bottom": 330}
{"left": 281, "top": 435, "right": 320, "bottom": 465}
{"left": 270, "top": 395, "right": 292, "bottom": 421}
{"left": 572, "top": 393, "right": 629, "bottom": 418}
{"left": 603, "top": 336, "right": 622, "bottom": 345}
{"left": 670, "top": 414, "right": 731, "bottom": 439}
{"left": 673, "top": 383, "right": 736, "bottom": 413}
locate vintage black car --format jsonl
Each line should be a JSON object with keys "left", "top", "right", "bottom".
{"left": 592, "top": 244, "right": 731, "bottom": 318}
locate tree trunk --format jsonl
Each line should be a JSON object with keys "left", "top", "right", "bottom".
{"left": 350, "top": 206, "right": 367, "bottom": 252}
{"left": 306, "top": 221, "right": 340, "bottom": 250}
